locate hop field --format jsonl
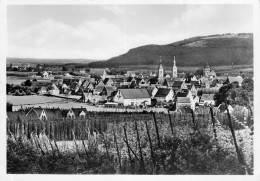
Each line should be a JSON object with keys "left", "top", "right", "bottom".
{"left": 7, "top": 109, "right": 253, "bottom": 174}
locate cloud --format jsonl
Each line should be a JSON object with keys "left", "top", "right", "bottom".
{"left": 7, "top": 5, "right": 253, "bottom": 59}
{"left": 170, "top": 5, "right": 253, "bottom": 38}
{"left": 8, "top": 18, "right": 130, "bottom": 59}
{"left": 8, "top": 18, "right": 175, "bottom": 59}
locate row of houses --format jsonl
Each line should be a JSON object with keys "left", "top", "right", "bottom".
{"left": 7, "top": 107, "right": 88, "bottom": 120}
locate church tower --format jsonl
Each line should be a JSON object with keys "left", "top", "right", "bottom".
{"left": 204, "top": 62, "right": 210, "bottom": 77}
{"left": 158, "top": 56, "right": 164, "bottom": 80}
{"left": 172, "top": 56, "right": 177, "bottom": 78}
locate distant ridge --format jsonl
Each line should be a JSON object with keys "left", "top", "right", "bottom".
{"left": 6, "top": 58, "right": 101, "bottom": 65}
{"left": 88, "top": 33, "right": 253, "bottom": 68}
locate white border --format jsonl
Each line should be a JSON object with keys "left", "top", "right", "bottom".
{"left": 1, "top": 0, "right": 259, "bottom": 181}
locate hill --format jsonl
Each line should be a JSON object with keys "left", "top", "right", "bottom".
{"left": 88, "top": 33, "right": 253, "bottom": 68}
{"left": 6, "top": 58, "right": 100, "bottom": 65}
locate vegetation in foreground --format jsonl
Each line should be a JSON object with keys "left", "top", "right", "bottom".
{"left": 7, "top": 111, "right": 253, "bottom": 174}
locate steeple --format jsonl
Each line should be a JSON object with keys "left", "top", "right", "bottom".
{"left": 158, "top": 56, "right": 164, "bottom": 79}
{"left": 172, "top": 55, "right": 177, "bottom": 78}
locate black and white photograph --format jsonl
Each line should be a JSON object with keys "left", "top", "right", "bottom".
{"left": 2, "top": 0, "right": 260, "bottom": 179}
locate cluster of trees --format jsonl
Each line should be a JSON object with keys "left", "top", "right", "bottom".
{"left": 7, "top": 84, "right": 39, "bottom": 96}
{"left": 214, "top": 78, "right": 253, "bottom": 107}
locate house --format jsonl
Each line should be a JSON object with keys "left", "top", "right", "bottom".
{"left": 204, "top": 65, "right": 216, "bottom": 78}
{"left": 191, "top": 75, "right": 198, "bottom": 81}
{"left": 82, "top": 80, "right": 90, "bottom": 90}
{"left": 113, "top": 89, "right": 151, "bottom": 106}
{"left": 192, "top": 96, "right": 200, "bottom": 106}
{"left": 216, "top": 76, "right": 228, "bottom": 84}
{"left": 86, "top": 82, "right": 95, "bottom": 91}
{"left": 61, "top": 83, "right": 69, "bottom": 93}
{"left": 227, "top": 76, "right": 243, "bottom": 86}
{"left": 172, "top": 81, "right": 183, "bottom": 91}
{"left": 64, "top": 72, "right": 72, "bottom": 77}
{"left": 190, "top": 81, "right": 200, "bottom": 88}
{"left": 96, "top": 80, "right": 105, "bottom": 87}
{"left": 26, "top": 108, "right": 47, "bottom": 120}
{"left": 139, "top": 78, "right": 150, "bottom": 88}
{"left": 173, "top": 91, "right": 192, "bottom": 102}
{"left": 94, "top": 85, "right": 104, "bottom": 95}
{"left": 47, "top": 83, "right": 60, "bottom": 95}
{"left": 62, "top": 107, "right": 87, "bottom": 119}
{"left": 100, "top": 86, "right": 116, "bottom": 96}
{"left": 42, "top": 71, "right": 49, "bottom": 78}
{"left": 200, "top": 94, "right": 215, "bottom": 106}
{"left": 102, "top": 68, "right": 116, "bottom": 80}
{"left": 176, "top": 97, "right": 191, "bottom": 110}
{"left": 180, "top": 81, "right": 188, "bottom": 91}
{"left": 51, "top": 79, "right": 63, "bottom": 86}
{"left": 147, "top": 87, "right": 158, "bottom": 98}
{"left": 26, "top": 108, "right": 62, "bottom": 120}
{"left": 89, "top": 68, "right": 116, "bottom": 80}
{"left": 148, "top": 77, "right": 158, "bottom": 85}
{"left": 190, "top": 85, "right": 198, "bottom": 96}
{"left": 154, "top": 88, "right": 174, "bottom": 102}
{"left": 103, "top": 78, "right": 114, "bottom": 86}
{"left": 125, "top": 71, "right": 136, "bottom": 77}
{"left": 37, "top": 86, "right": 48, "bottom": 94}
{"left": 163, "top": 78, "right": 174, "bottom": 87}
{"left": 72, "top": 108, "right": 88, "bottom": 118}
{"left": 71, "top": 82, "right": 82, "bottom": 94}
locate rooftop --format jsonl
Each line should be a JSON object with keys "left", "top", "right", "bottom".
{"left": 119, "top": 89, "right": 150, "bottom": 99}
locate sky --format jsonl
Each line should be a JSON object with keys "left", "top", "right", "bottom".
{"left": 7, "top": 4, "right": 253, "bottom": 60}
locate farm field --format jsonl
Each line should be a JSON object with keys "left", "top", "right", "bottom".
{"left": 6, "top": 77, "right": 28, "bottom": 85}
{"left": 7, "top": 95, "right": 67, "bottom": 105}
{"left": 7, "top": 95, "right": 168, "bottom": 112}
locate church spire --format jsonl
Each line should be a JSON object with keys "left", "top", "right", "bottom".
{"left": 172, "top": 55, "right": 177, "bottom": 78}
{"left": 158, "top": 56, "right": 164, "bottom": 79}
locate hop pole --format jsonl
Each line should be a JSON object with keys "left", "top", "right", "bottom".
{"left": 225, "top": 101, "right": 246, "bottom": 173}
{"left": 209, "top": 106, "right": 217, "bottom": 140}
{"left": 123, "top": 124, "right": 133, "bottom": 171}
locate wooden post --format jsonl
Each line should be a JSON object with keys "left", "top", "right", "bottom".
{"left": 122, "top": 137, "right": 148, "bottom": 174}
{"left": 135, "top": 121, "right": 145, "bottom": 170}
{"left": 152, "top": 112, "right": 161, "bottom": 148}
{"left": 103, "top": 132, "right": 110, "bottom": 159}
{"left": 123, "top": 124, "right": 133, "bottom": 171}
{"left": 113, "top": 127, "right": 122, "bottom": 173}
{"left": 210, "top": 106, "right": 217, "bottom": 140}
{"left": 145, "top": 121, "right": 156, "bottom": 173}
{"left": 167, "top": 110, "right": 174, "bottom": 135}
{"left": 191, "top": 109, "right": 196, "bottom": 130}
{"left": 225, "top": 101, "right": 245, "bottom": 166}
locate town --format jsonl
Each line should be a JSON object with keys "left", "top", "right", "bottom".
{"left": 6, "top": 56, "right": 253, "bottom": 118}
{"left": 5, "top": 4, "right": 255, "bottom": 175}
